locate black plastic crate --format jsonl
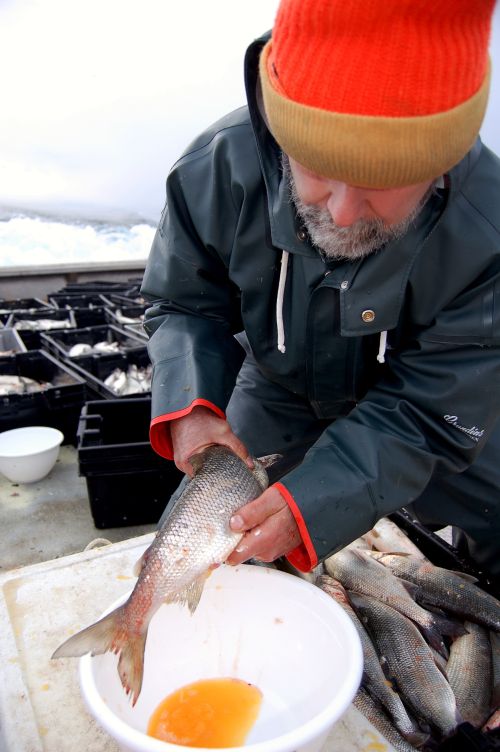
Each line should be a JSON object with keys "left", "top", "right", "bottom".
{"left": 0, "top": 328, "right": 27, "bottom": 355}
{"left": 0, "top": 297, "right": 52, "bottom": 325}
{"left": 0, "top": 350, "right": 87, "bottom": 443}
{"left": 123, "top": 322, "right": 148, "bottom": 340}
{"left": 58, "top": 280, "right": 141, "bottom": 296}
{"left": 67, "top": 347, "right": 151, "bottom": 399}
{"left": 40, "top": 323, "right": 147, "bottom": 363}
{"left": 77, "top": 398, "right": 183, "bottom": 527}
{"left": 6, "top": 309, "right": 76, "bottom": 349}
{"left": 48, "top": 293, "right": 107, "bottom": 308}
{"left": 100, "top": 292, "right": 146, "bottom": 307}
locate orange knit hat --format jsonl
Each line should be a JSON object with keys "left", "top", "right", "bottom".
{"left": 260, "top": 0, "right": 494, "bottom": 187}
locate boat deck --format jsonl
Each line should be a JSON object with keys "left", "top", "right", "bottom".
{"left": 1, "top": 444, "right": 156, "bottom": 573}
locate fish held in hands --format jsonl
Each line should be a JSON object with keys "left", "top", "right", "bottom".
{"left": 52, "top": 446, "right": 278, "bottom": 705}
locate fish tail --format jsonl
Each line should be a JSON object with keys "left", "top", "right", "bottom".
{"left": 52, "top": 604, "right": 147, "bottom": 705}
{"left": 406, "top": 729, "right": 430, "bottom": 747}
{"left": 420, "top": 624, "right": 450, "bottom": 657}
{"left": 51, "top": 605, "right": 126, "bottom": 659}
{"left": 117, "top": 631, "right": 147, "bottom": 706}
{"left": 433, "top": 613, "right": 468, "bottom": 639}
{"left": 420, "top": 615, "right": 466, "bottom": 655}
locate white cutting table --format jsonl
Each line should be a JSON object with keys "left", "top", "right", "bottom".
{"left": 0, "top": 534, "right": 396, "bottom": 752}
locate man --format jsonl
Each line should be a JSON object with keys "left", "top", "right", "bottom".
{"left": 141, "top": 0, "right": 500, "bottom": 577}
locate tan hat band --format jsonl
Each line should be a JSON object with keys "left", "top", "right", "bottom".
{"left": 260, "top": 42, "right": 491, "bottom": 188}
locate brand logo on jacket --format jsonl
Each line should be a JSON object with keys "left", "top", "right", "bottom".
{"left": 443, "top": 415, "right": 484, "bottom": 442}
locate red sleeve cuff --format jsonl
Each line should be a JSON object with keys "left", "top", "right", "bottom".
{"left": 273, "top": 482, "right": 318, "bottom": 572}
{"left": 150, "top": 399, "right": 225, "bottom": 460}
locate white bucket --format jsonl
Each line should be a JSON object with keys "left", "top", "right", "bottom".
{"left": 80, "top": 564, "right": 362, "bottom": 752}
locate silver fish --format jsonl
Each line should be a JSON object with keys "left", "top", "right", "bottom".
{"left": 52, "top": 446, "right": 278, "bottom": 704}
{"left": 317, "top": 574, "right": 427, "bottom": 746}
{"left": 14, "top": 318, "right": 72, "bottom": 330}
{"left": 104, "top": 364, "right": 152, "bottom": 395}
{"left": 368, "top": 552, "right": 500, "bottom": 632}
{"left": 353, "top": 687, "right": 420, "bottom": 752}
{"left": 0, "top": 374, "right": 48, "bottom": 395}
{"left": 446, "top": 620, "right": 492, "bottom": 728}
{"left": 363, "top": 518, "right": 428, "bottom": 560}
{"left": 349, "top": 592, "right": 461, "bottom": 738}
{"left": 324, "top": 548, "right": 464, "bottom": 654}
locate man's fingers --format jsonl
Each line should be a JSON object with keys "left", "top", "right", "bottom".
{"left": 230, "top": 487, "right": 286, "bottom": 532}
{"left": 227, "top": 505, "right": 301, "bottom": 566}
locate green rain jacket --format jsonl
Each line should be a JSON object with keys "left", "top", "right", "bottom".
{"left": 141, "top": 33, "right": 500, "bottom": 573}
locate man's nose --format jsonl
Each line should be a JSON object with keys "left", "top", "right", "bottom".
{"left": 326, "top": 184, "right": 368, "bottom": 227}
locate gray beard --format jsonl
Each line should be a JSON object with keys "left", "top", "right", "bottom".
{"left": 282, "top": 155, "right": 433, "bottom": 261}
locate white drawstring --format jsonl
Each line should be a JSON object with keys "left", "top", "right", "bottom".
{"left": 377, "top": 330, "right": 388, "bottom": 363}
{"left": 276, "top": 251, "right": 387, "bottom": 363}
{"left": 276, "top": 250, "right": 289, "bottom": 353}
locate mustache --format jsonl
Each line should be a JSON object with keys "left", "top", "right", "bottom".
{"left": 281, "top": 155, "right": 432, "bottom": 260}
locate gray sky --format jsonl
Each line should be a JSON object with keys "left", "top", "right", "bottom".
{"left": 0, "top": 0, "right": 499, "bottom": 224}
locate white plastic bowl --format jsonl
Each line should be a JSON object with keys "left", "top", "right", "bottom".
{"left": 0, "top": 425, "right": 64, "bottom": 483}
{"left": 80, "top": 564, "right": 362, "bottom": 752}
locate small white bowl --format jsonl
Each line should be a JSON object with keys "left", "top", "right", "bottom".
{"left": 0, "top": 425, "right": 64, "bottom": 483}
{"left": 80, "top": 564, "right": 363, "bottom": 752}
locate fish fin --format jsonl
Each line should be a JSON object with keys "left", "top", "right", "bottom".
{"left": 117, "top": 631, "right": 147, "bottom": 707}
{"left": 51, "top": 605, "right": 125, "bottom": 659}
{"left": 417, "top": 624, "right": 450, "bottom": 658}
{"left": 450, "top": 569, "right": 479, "bottom": 584}
{"left": 432, "top": 613, "right": 468, "bottom": 639}
{"left": 255, "top": 453, "right": 282, "bottom": 468}
{"left": 398, "top": 578, "right": 420, "bottom": 600}
{"left": 165, "top": 572, "right": 210, "bottom": 615}
{"left": 405, "top": 729, "right": 430, "bottom": 747}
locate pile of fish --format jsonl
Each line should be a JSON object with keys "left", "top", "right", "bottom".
{"left": 13, "top": 318, "right": 72, "bottom": 331}
{"left": 103, "top": 363, "right": 152, "bottom": 395}
{"left": 0, "top": 374, "right": 50, "bottom": 395}
{"left": 68, "top": 340, "right": 123, "bottom": 357}
{"left": 313, "top": 518, "right": 500, "bottom": 751}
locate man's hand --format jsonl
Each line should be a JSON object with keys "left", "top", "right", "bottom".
{"left": 170, "top": 405, "right": 252, "bottom": 476}
{"left": 226, "top": 486, "right": 301, "bottom": 564}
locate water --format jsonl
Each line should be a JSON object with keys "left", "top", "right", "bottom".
{"left": 0, "top": 208, "right": 156, "bottom": 268}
